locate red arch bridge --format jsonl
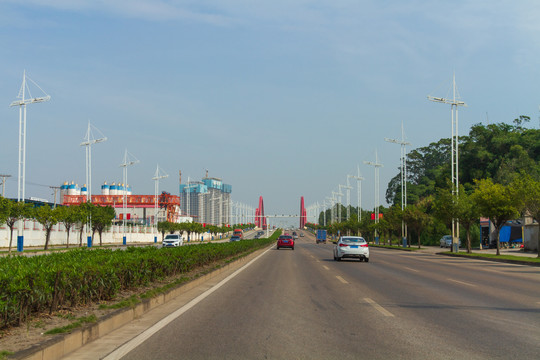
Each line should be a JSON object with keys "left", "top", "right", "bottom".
{"left": 255, "top": 196, "right": 307, "bottom": 229}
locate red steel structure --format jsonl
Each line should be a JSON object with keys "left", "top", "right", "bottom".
{"left": 62, "top": 193, "right": 181, "bottom": 222}
{"left": 300, "top": 196, "right": 306, "bottom": 229}
{"left": 255, "top": 196, "right": 267, "bottom": 229}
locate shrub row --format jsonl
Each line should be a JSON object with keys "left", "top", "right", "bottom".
{"left": 0, "top": 231, "right": 280, "bottom": 329}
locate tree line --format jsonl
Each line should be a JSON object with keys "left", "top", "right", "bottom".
{"left": 312, "top": 121, "right": 540, "bottom": 257}
{"left": 0, "top": 198, "right": 116, "bottom": 254}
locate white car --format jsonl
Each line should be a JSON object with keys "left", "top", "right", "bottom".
{"left": 162, "top": 234, "right": 183, "bottom": 247}
{"left": 333, "top": 236, "right": 369, "bottom": 262}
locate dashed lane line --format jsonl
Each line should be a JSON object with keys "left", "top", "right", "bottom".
{"left": 447, "top": 278, "right": 476, "bottom": 287}
{"left": 403, "top": 267, "right": 419, "bottom": 272}
{"left": 322, "top": 265, "right": 329, "bottom": 270}
{"left": 364, "top": 298, "right": 394, "bottom": 317}
{"left": 336, "top": 275, "right": 349, "bottom": 284}
{"left": 102, "top": 245, "right": 274, "bottom": 360}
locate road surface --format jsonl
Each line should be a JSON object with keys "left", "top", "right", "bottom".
{"left": 67, "top": 232, "right": 540, "bottom": 359}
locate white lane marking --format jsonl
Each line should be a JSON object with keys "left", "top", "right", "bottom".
{"left": 322, "top": 265, "right": 329, "bottom": 270}
{"left": 336, "top": 275, "right": 349, "bottom": 284}
{"left": 447, "top": 278, "right": 476, "bottom": 287}
{"left": 103, "top": 245, "right": 274, "bottom": 360}
{"left": 364, "top": 298, "right": 394, "bottom": 317}
{"left": 403, "top": 266, "right": 419, "bottom": 272}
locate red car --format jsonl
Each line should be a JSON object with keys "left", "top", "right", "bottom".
{"left": 277, "top": 235, "right": 295, "bottom": 250}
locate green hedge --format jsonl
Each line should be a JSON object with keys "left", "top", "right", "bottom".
{"left": 0, "top": 231, "right": 280, "bottom": 329}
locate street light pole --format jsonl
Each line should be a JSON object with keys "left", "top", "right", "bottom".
{"left": 364, "top": 151, "right": 383, "bottom": 243}
{"left": 385, "top": 121, "right": 410, "bottom": 246}
{"left": 428, "top": 73, "right": 467, "bottom": 252}
{"left": 153, "top": 165, "right": 168, "bottom": 243}
{"left": 10, "top": 71, "right": 50, "bottom": 252}
{"left": 120, "top": 149, "right": 139, "bottom": 245}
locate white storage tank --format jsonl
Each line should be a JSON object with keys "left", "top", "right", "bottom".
{"left": 101, "top": 182, "right": 110, "bottom": 195}
{"left": 67, "top": 182, "right": 79, "bottom": 196}
{"left": 127, "top": 184, "right": 132, "bottom": 195}
{"left": 110, "top": 182, "right": 118, "bottom": 195}
{"left": 81, "top": 184, "right": 87, "bottom": 196}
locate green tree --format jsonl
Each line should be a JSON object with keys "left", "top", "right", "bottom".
{"left": 55, "top": 205, "right": 78, "bottom": 248}
{"left": 91, "top": 205, "right": 116, "bottom": 246}
{"left": 0, "top": 196, "right": 9, "bottom": 225}
{"left": 158, "top": 221, "right": 172, "bottom": 240}
{"left": 75, "top": 202, "right": 92, "bottom": 247}
{"left": 4, "top": 201, "right": 33, "bottom": 255}
{"left": 34, "top": 205, "right": 58, "bottom": 250}
{"left": 512, "top": 174, "right": 540, "bottom": 257}
{"left": 472, "top": 179, "right": 520, "bottom": 256}
{"left": 403, "top": 197, "right": 432, "bottom": 248}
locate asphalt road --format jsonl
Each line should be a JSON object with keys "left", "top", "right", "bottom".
{"left": 80, "top": 232, "right": 540, "bottom": 359}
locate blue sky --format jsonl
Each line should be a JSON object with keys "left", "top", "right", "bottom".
{"left": 1, "top": 1, "right": 539, "bottom": 226}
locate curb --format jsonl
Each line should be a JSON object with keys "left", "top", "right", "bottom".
{"left": 10, "top": 247, "right": 269, "bottom": 360}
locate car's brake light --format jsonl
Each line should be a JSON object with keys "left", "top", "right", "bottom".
{"left": 339, "top": 243, "right": 348, "bottom": 247}
{"left": 360, "top": 244, "right": 368, "bottom": 247}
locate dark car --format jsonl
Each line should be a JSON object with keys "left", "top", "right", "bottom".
{"left": 230, "top": 236, "right": 241, "bottom": 242}
{"left": 277, "top": 235, "right": 294, "bottom": 250}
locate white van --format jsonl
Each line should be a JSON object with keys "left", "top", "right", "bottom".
{"left": 162, "top": 234, "right": 183, "bottom": 247}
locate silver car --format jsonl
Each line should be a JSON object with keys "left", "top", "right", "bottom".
{"left": 440, "top": 235, "right": 461, "bottom": 248}
{"left": 333, "top": 236, "right": 369, "bottom": 262}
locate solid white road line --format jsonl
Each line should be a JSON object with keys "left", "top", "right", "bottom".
{"left": 103, "top": 245, "right": 274, "bottom": 360}
{"left": 336, "top": 276, "right": 349, "bottom": 284}
{"left": 447, "top": 278, "right": 476, "bottom": 287}
{"left": 364, "top": 298, "right": 394, "bottom": 317}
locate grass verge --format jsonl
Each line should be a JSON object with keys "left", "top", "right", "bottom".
{"left": 444, "top": 251, "right": 540, "bottom": 264}
{"left": 370, "top": 244, "right": 418, "bottom": 251}
{"left": 43, "top": 315, "right": 97, "bottom": 335}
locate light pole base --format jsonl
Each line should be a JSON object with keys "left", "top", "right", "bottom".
{"left": 17, "top": 235, "right": 24, "bottom": 252}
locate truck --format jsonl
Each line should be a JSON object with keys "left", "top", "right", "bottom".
{"left": 233, "top": 228, "right": 243, "bottom": 239}
{"left": 316, "top": 229, "right": 327, "bottom": 244}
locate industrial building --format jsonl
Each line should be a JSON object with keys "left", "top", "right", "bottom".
{"left": 179, "top": 175, "right": 232, "bottom": 225}
{"left": 60, "top": 181, "right": 181, "bottom": 224}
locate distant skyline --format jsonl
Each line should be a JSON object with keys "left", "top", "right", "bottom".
{"left": 1, "top": 1, "right": 539, "bottom": 227}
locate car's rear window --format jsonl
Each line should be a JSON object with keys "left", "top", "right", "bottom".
{"left": 341, "top": 237, "right": 365, "bottom": 243}
{"left": 279, "top": 236, "right": 293, "bottom": 240}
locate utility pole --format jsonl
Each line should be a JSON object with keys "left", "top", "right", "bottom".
{"left": 428, "top": 73, "right": 467, "bottom": 252}
{"left": 0, "top": 174, "right": 11, "bottom": 197}
{"left": 385, "top": 121, "right": 410, "bottom": 246}
{"left": 49, "top": 186, "right": 60, "bottom": 208}
{"left": 364, "top": 151, "right": 383, "bottom": 243}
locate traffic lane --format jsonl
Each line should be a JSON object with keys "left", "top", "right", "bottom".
{"left": 361, "top": 249, "right": 540, "bottom": 309}
{"left": 309, "top": 245, "right": 540, "bottom": 358}
{"left": 123, "top": 237, "right": 441, "bottom": 359}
